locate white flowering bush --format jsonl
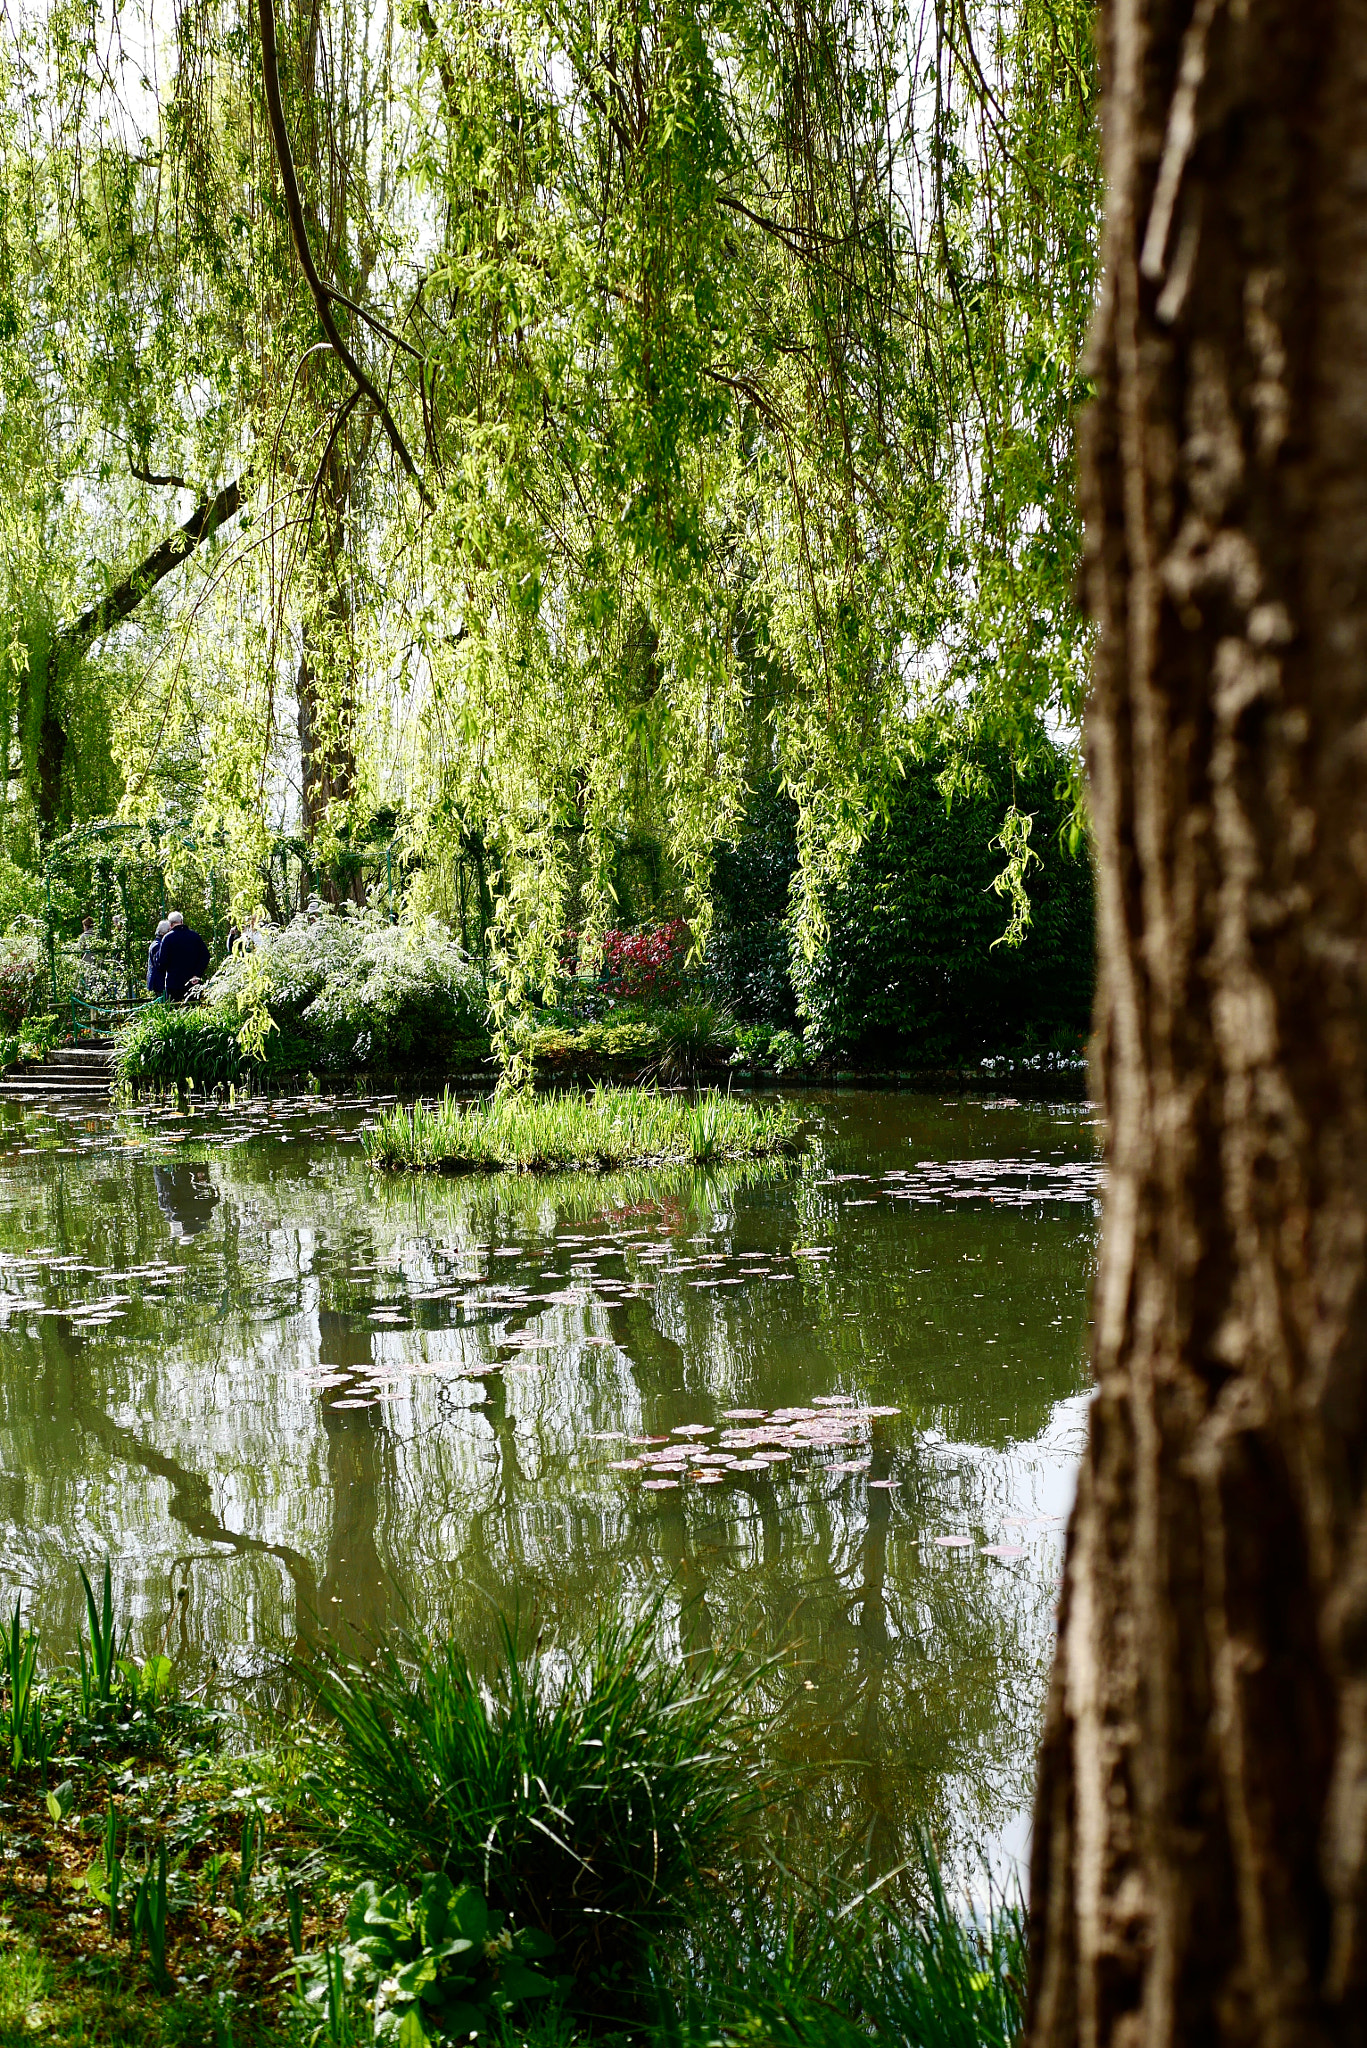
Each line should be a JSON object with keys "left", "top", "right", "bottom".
{"left": 206, "top": 907, "right": 489, "bottom": 1071}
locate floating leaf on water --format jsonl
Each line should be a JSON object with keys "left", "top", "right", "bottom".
{"left": 607, "top": 1460, "right": 644, "bottom": 1471}
{"left": 829, "top": 1460, "right": 870, "bottom": 1474}
{"left": 722, "top": 1409, "right": 767, "bottom": 1421}
{"left": 641, "top": 1478, "right": 679, "bottom": 1490}
{"left": 729, "top": 1458, "right": 768, "bottom": 1472}
{"left": 693, "top": 1473, "right": 725, "bottom": 1484}
{"left": 670, "top": 1424, "right": 713, "bottom": 1437}
{"left": 868, "top": 1479, "right": 900, "bottom": 1490}
{"left": 933, "top": 1535, "right": 974, "bottom": 1548}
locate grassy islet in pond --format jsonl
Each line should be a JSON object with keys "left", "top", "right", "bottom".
{"left": 365, "top": 1085, "right": 801, "bottom": 1173}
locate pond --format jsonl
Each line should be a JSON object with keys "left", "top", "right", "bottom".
{"left": 0, "top": 1087, "right": 1099, "bottom": 1892}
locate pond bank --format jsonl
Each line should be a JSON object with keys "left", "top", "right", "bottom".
{"left": 0, "top": 1589, "right": 1026, "bottom": 2048}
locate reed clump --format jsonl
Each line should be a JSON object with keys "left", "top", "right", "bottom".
{"left": 364, "top": 1084, "right": 801, "bottom": 1173}
{"left": 303, "top": 1616, "right": 766, "bottom": 1969}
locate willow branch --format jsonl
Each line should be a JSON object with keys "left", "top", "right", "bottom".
{"left": 54, "top": 478, "right": 242, "bottom": 663}
{"left": 256, "top": 0, "right": 431, "bottom": 507}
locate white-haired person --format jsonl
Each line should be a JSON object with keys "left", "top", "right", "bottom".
{"left": 152, "top": 909, "right": 210, "bottom": 1001}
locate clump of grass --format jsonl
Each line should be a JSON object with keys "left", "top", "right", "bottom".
{"left": 114, "top": 1005, "right": 245, "bottom": 1088}
{"left": 364, "top": 1084, "right": 801, "bottom": 1173}
{"left": 652, "top": 1840, "right": 1025, "bottom": 2048}
{"left": 302, "top": 1613, "right": 769, "bottom": 2000}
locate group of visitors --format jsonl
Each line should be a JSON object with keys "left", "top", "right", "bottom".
{"left": 146, "top": 909, "right": 211, "bottom": 1000}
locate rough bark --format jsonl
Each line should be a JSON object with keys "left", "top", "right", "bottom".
{"left": 1026, "top": 0, "right": 1367, "bottom": 2040}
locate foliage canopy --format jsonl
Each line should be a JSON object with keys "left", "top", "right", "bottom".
{"left": 0, "top": 0, "right": 1099, "bottom": 997}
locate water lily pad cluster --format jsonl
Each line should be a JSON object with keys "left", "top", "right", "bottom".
{"left": 605, "top": 1398, "right": 901, "bottom": 1487}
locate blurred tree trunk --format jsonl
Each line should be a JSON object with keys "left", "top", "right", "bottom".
{"left": 1027, "top": 0, "right": 1367, "bottom": 2040}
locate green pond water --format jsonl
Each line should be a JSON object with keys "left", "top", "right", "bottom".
{"left": 0, "top": 1088, "right": 1098, "bottom": 1889}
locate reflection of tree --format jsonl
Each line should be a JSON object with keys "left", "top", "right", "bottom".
{"left": 16, "top": 1318, "right": 319, "bottom": 1666}
{"left": 317, "top": 1309, "right": 398, "bottom": 1660}
{"left": 0, "top": 1105, "right": 1083, "bottom": 1882}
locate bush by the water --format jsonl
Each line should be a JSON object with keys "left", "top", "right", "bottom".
{"left": 115, "top": 907, "right": 491, "bottom": 1083}
{"left": 114, "top": 1004, "right": 247, "bottom": 1087}
{"left": 306, "top": 1614, "right": 764, "bottom": 1994}
{"left": 794, "top": 746, "right": 1094, "bottom": 1062}
{"left": 514, "top": 999, "right": 734, "bottom": 1082}
{"left": 212, "top": 907, "right": 488, "bottom": 1069}
{"left": 366, "top": 1083, "right": 800, "bottom": 1172}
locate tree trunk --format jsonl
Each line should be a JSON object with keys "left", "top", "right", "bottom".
{"left": 1027, "top": 0, "right": 1367, "bottom": 2041}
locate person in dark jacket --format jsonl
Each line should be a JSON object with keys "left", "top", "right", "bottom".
{"left": 155, "top": 910, "right": 210, "bottom": 1000}
{"left": 146, "top": 918, "right": 171, "bottom": 993}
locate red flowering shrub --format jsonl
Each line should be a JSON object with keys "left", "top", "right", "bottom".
{"left": 598, "top": 920, "right": 689, "bottom": 1007}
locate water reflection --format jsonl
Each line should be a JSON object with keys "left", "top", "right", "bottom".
{"left": 0, "top": 1090, "right": 1097, "bottom": 1884}
{"left": 153, "top": 1161, "right": 219, "bottom": 1240}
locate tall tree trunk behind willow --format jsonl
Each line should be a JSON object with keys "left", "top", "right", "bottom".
{"left": 1027, "top": 0, "right": 1367, "bottom": 2040}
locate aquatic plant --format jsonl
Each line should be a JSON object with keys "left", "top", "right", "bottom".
{"left": 303, "top": 1614, "right": 768, "bottom": 1988}
{"left": 364, "top": 1084, "right": 800, "bottom": 1173}
{"left": 652, "top": 1840, "right": 1025, "bottom": 2048}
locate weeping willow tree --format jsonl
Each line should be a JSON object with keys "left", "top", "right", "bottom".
{"left": 0, "top": 0, "right": 1098, "bottom": 992}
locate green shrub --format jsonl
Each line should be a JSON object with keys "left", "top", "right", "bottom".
{"left": 114, "top": 1005, "right": 245, "bottom": 1087}
{"left": 706, "top": 782, "right": 799, "bottom": 1027}
{"left": 793, "top": 744, "right": 1094, "bottom": 1062}
{"left": 208, "top": 908, "right": 489, "bottom": 1072}
{"left": 303, "top": 1615, "right": 766, "bottom": 1996}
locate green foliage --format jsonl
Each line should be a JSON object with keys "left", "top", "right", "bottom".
{"left": 3, "top": 1597, "right": 42, "bottom": 1771}
{"left": 730, "top": 1023, "right": 808, "bottom": 1075}
{"left": 0, "top": 857, "right": 42, "bottom": 931}
{"left": 652, "top": 1847, "right": 1025, "bottom": 2048}
{"left": 114, "top": 1006, "right": 246, "bottom": 1088}
{"left": 793, "top": 744, "right": 1095, "bottom": 1063}
{"left": 707, "top": 785, "right": 800, "bottom": 1027}
{"left": 78, "top": 1560, "right": 122, "bottom": 1715}
{"left": 512, "top": 1003, "right": 735, "bottom": 1080}
{"left": 0, "top": 922, "right": 46, "bottom": 1026}
{"left": 1, "top": 1560, "right": 195, "bottom": 1790}
{"left": 364, "top": 1085, "right": 799, "bottom": 1172}
{"left": 302, "top": 1614, "right": 766, "bottom": 1993}
{"left": 0, "top": 0, "right": 1099, "bottom": 1003}
{"left": 131, "top": 1840, "right": 174, "bottom": 1992}
{"left": 304, "top": 1874, "right": 558, "bottom": 2046}
{"left": 209, "top": 912, "right": 488, "bottom": 1073}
